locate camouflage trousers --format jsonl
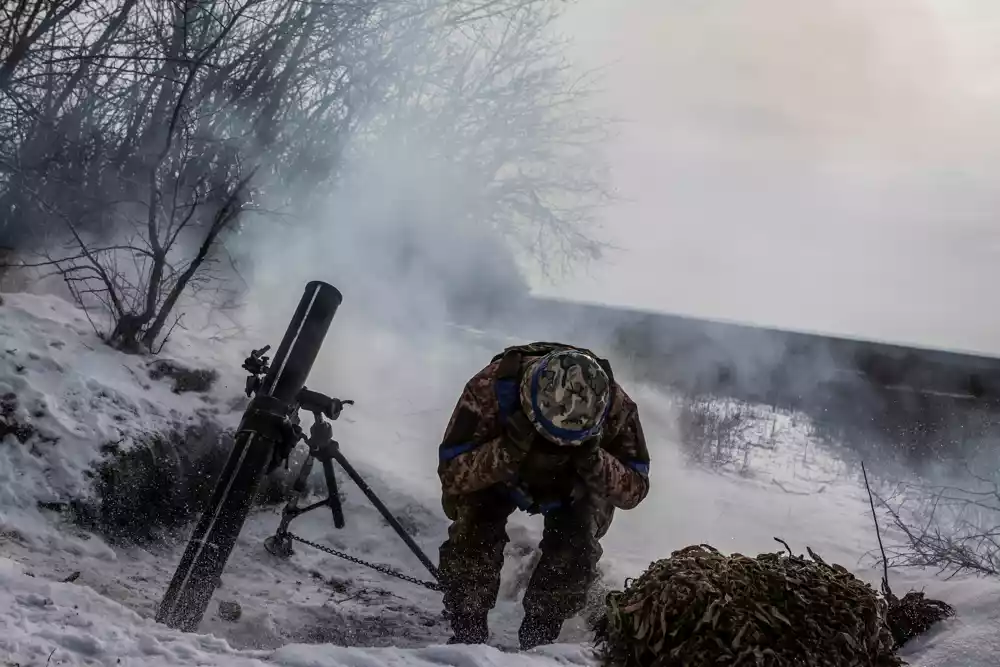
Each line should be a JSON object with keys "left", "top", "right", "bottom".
{"left": 438, "top": 485, "right": 613, "bottom": 623}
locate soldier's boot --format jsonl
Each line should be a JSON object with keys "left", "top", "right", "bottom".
{"left": 438, "top": 488, "right": 515, "bottom": 648}
{"left": 446, "top": 613, "right": 489, "bottom": 645}
{"left": 518, "top": 612, "right": 563, "bottom": 650}
{"left": 519, "top": 498, "right": 612, "bottom": 651}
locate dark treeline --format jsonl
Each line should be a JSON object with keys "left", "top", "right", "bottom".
{"left": 463, "top": 295, "right": 1000, "bottom": 469}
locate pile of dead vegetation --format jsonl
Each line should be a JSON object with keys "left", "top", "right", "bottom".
{"left": 593, "top": 542, "right": 954, "bottom": 667}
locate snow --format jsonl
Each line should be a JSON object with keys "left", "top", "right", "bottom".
{"left": 0, "top": 292, "right": 250, "bottom": 563}
{"left": 1, "top": 291, "right": 1000, "bottom": 667}
{"left": 0, "top": 554, "right": 596, "bottom": 667}
{"left": 0, "top": 292, "right": 246, "bottom": 507}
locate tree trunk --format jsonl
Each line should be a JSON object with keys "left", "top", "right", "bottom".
{"left": 141, "top": 171, "right": 255, "bottom": 351}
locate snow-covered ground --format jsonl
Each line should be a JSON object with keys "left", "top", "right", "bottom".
{"left": 0, "top": 293, "right": 240, "bottom": 507}
{"left": 1, "top": 553, "right": 598, "bottom": 667}
{"left": 1, "top": 291, "right": 999, "bottom": 666}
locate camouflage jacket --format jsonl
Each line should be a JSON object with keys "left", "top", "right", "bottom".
{"left": 437, "top": 344, "right": 651, "bottom": 511}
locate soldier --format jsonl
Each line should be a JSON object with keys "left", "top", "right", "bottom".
{"left": 437, "top": 342, "right": 651, "bottom": 650}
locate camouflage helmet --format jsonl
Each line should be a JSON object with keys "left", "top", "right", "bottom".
{"left": 519, "top": 349, "right": 612, "bottom": 446}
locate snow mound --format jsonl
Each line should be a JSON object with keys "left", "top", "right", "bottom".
{"left": 0, "top": 293, "right": 247, "bottom": 535}
{"left": 0, "top": 555, "right": 593, "bottom": 667}
{"left": 0, "top": 292, "right": 265, "bottom": 565}
{"left": 889, "top": 571, "right": 1000, "bottom": 667}
{"left": 1, "top": 554, "right": 266, "bottom": 666}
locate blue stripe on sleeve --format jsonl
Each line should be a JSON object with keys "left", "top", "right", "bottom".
{"left": 627, "top": 460, "right": 650, "bottom": 476}
{"left": 439, "top": 442, "right": 479, "bottom": 462}
{"left": 495, "top": 379, "right": 519, "bottom": 421}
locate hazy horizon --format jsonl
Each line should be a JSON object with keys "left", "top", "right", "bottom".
{"left": 531, "top": 0, "right": 1000, "bottom": 357}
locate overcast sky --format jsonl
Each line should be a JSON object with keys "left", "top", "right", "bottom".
{"left": 532, "top": 0, "right": 1000, "bottom": 356}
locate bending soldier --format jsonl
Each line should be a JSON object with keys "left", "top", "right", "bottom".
{"left": 436, "top": 342, "right": 651, "bottom": 650}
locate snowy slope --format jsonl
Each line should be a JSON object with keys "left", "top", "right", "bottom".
{"left": 1, "top": 555, "right": 597, "bottom": 667}
{"left": 0, "top": 292, "right": 253, "bottom": 559}
{"left": 1, "top": 292, "right": 999, "bottom": 666}
{"left": 0, "top": 292, "right": 248, "bottom": 502}
{"left": 0, "top": 292, "right": 573, "bottom": 653}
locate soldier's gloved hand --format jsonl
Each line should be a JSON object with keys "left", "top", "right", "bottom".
{"left": 571, "top": 437, "right": 602, "bottom": 470}
{"left": 505, "top": 410, "right": 539, "bottom": 456}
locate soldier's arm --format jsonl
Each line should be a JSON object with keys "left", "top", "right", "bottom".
{"left": 576, "top": 394, "right": 650, "bottom": 510}
{"left": 437, "top": 366, "right": 528, "bottom": 495}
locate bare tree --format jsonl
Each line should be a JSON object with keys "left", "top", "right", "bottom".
{"left": 876, "top": 469, "right": 1000, "bottom": 578}
{"left": 1, "top": 0, "right": 614, "bottom": 351}
{"left": 2, "top": 0, "right": 383, "bottom": 350}
{"left": 674, "top": 395, "right": 785, "bottom": 473}
{"left": 349, "top": 0, "right": 616, "bottom": 275}
{"left": 0, "top": 0, "right": 86, "bottom": 93}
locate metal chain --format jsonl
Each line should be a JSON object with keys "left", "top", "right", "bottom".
{"left": 287, "top": 532, "right": 441, "bottom": 592}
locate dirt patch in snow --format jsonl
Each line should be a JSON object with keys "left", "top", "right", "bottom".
{"left": 148, "top": 358, "right": 220, "bottom": 394}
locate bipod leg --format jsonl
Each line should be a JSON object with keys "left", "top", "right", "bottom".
{"left": 305, "top": 412, "right": 347, "bottom": 528}
{"left": 329, "top": 448, "right": 440, "bottom": 582}
{"left": 265, "top": 453, "right": 313, "bottom": 558}
{"left": 265, "top": 417, "right": 349, "bottom": 557}
{"left": 320, "top": 456, "right": 346, "bottom": 528}
{"left": 271, "top": 411, "right": 439, "bottom": 585}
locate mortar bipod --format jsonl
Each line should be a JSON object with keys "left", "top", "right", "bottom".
{"left": 263, "top": 412, "right": 345, "bottom": 557}
{"left": 263, "top": 406, "right": 440, "bottom": 587}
